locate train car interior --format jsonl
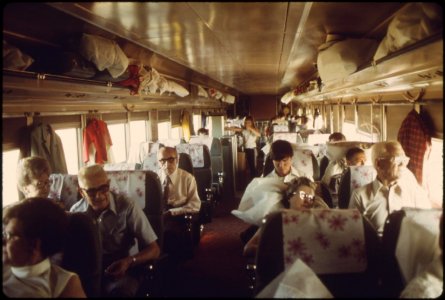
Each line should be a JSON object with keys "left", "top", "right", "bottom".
{"left": 3, "top": 2, "right": 443, "bottom": 298}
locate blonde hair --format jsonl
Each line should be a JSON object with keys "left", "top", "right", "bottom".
{"left": 17, "top": 156, "right": 51, "bottom": 191}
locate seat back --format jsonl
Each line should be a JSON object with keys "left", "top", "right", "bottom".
{"left": 61, "top": 212, "right": 102, "bottom": 297}
{"left": 210, "top": 137, "right": 224, "bottom": 185}
{"left": 255, "top": 209, "right": 381, "bottom": 297}
{"left": 262, "top": 153, "right": 274, "bottom": 177}
{"left": 106, "top": 170, "right": 164, "bottom": 250}
{"left": 292, "top": 148, "right": 318, "bottom": 180}
{"left": 338, "top": 165, "right": 377, "bottom": 208}
{"left": 103, "top": 162, "right": 139, "bottom": 171}
{"left": 176, "top": 144, "right": 212, "bottom": 202}
{"left": 319, "top": 181, "right": 334, "bottom": 208}
{"left": 178, "top": 152, "right": 194, "bottom": 176}
{"left": 261, "top": 148, "right": 319, "bottom": 181}
{"left": 319, "top": 155, "right": 329, "bottom": 179}
{"left": 142, "top": 152, "right": 160, "bottom": 172}
{"left": 49, "top": 173, "right": 81, "bottom": 211}
{"left": 381, "top": 208, "right": 442, "bottom": 297}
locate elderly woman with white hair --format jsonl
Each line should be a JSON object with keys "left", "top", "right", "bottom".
{"left": 349, "top": 141, "right": 432, "bottom": 236}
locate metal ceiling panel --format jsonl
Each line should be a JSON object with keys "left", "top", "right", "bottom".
{"left": 7, "top": 2, "right": 413, "bottom": 97}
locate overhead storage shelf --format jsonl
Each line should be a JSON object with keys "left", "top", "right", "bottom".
{"left": 293, "top": 36, "right": 443, "bottom": 103}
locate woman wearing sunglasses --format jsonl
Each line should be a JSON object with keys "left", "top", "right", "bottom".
{"left": 243, "top": 177, "right": 329, "bottom": 257}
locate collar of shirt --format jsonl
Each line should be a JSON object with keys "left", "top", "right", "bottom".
{"left": 273, "top": 166, "right": 301, "bottom": 181}
{"left": 372, "top": 178, "right": 401, "bottom": 194}
{"left": 160, "top": 168, "right": 178, "bottom": 184}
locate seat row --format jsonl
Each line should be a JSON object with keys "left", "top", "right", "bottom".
{"left": 252, "top": 207, "right": 442, "bottom": 297}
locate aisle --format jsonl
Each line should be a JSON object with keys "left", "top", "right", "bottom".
{"left": 162, "top": 194, "right": 252, "bottom": 297}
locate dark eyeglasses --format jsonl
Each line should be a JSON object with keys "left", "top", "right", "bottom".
{"left": 81, "top": 184, "right": 110, "bottom": 197}
{"left": 377, "top": 156, "right": 410, "bottom": 167}
{"left": 159, "top": 157, "right": 177, "bottom": 165}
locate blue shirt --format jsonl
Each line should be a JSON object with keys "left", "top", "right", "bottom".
{"left": 70, "top": 192, "right": 157, "bottom": 258}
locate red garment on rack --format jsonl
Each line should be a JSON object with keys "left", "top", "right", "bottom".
{"left": 83, "top": 118, "right": 113, "bottom": 164}
{"left": 397, "top": 109, "right": 431, "bottom": 184}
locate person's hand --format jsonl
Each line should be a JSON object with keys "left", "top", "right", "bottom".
{"left": 104, "top": 258, "right": 131, "bottom": 278}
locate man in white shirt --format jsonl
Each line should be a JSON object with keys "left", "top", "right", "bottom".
{"left": 157, "top": 146, "right": 201, "bottom": 260}
{"left": 349, "top": 141, "right": 431, "bottom": 236}
{"left": 265, "top": 140, "right": 303, "bottom": 183}
{"left": 157, "top": 147, "right": 201, "bottom": 216}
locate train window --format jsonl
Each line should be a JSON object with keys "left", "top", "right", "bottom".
{"left": 171, "top": 126, "right": 181, "bottom": 139}
{"left": 158, "top": 121, "right": 169, "bottom": 140}
{"left": 342, "top": 121, "right": 358, "bottom": 140}
{"left": 108, "top": 123, "right": 127, "bottom": 163}
{"left": 55, "top": 128, "right": 79, "bottom": 174}
{"left": 129, "top": 120, "right": 147, "bottom": 145}
{"left": 2, "top": 149, "right": 20, "bottom": 207}
{"left": 207, "top": 117, "right": 213, "bottom": 135}
{"left": 424, "top": 138, "right": 443, "bottom": 207}
{"left": 193, "top": 114, "right": 201, "bottom": 134}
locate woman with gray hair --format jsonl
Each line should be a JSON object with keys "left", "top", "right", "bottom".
{"left": 16, "top": 156, "right": 51, "bottom": 199}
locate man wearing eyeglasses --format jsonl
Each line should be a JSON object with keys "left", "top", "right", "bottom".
{"left": 157, "top": 146, "right": 201, "bottom": 216}
{"left": 157, "top": 146, "right": 201, "bottom": 262}
{"left": 349, "top": 141, "right": 431, "bottom": 236}
{"left": 70, "top": 164, "right": 160, "bottom": 297}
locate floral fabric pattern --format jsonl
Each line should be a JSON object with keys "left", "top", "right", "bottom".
{"left": 350, "top": 165, "right": 377, "bottom": 191}
{"left": 175, "top": 144, "right": 204, "bottom": 168}
{"left": 142, "top": 152, "right": 160, "bottom": 172}
{"left": 107, "top": 171, "right": 146, "bottom": 209}
{"left": 49, "top": 174, "right": 79, "bottom": 210}
{"left": 292, "top": 149, "right": 314, "bottom": 179}
{"left": 103, "top": 162, "right": 138, "bottom": 171}
{"left": 282, "top": 209, "right": 367, "bottom": 274}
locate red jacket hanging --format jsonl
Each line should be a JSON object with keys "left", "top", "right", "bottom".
{"left": 397, "top": 109, "right": 431, "bottom": 184}
{"left": 83, "top": 118, "right": 113, "bottom": 164}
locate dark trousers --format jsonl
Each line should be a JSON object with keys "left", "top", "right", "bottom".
{"left": 245, "top": 148, "right": 257, "bottom": 178}
{"left": 163, "top": 214, "right": 194, "bottom": 261}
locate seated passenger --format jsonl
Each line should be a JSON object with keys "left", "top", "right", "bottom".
{"left": 157, "top": 146, "right": 201, "bottom": 259}
{"left": 197, "top": 127, "right": 209, "bottom": 136}
{"left": 349, "top": 141, "right": 431, "bottom": 236}
{"left": 70, "top": 164, "right": 160, "bottom": 297}
{"left": 15, "top": 156, "right": 68, "bottom": 210}
{"left": 321, "top": 146, "right": 366, "bottom": 189}
{"left": 328, "top": 132, "right": 346, "bottom": 143}
{"left": 264, "top": 140, "right": 303, "bottom": 183}
{"left": 243, "top": 177, "right": 329, "bottom": 257}
{"left": 400, "top": 213, "right": 443, "bottom": 298}
{"left": 3, "top": 197, "right": 86, "bottom": 298}
{"left": 345, "top": 147, "right": 366, "bottom": 166}
{"left": 157, "top": 146, "right": 201, "bottom": 216}
{"left": 16, "top": 156, "right": 51, "bottom": 199}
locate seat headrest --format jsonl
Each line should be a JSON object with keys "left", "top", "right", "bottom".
{"left": 281, "top": 208, "right": 367, "bottom": 274}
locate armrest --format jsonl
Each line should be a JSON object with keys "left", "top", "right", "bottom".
{"left": 137, "top": 253, "right": 169, "bottom": 297}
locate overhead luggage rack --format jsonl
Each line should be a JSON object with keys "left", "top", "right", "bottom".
{"left": 293, "top": 35, "right": 443, "bottom": 103}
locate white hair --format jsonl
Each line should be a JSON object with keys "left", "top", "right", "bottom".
{"left": 371, "top": 141, "right": 405, "bottom": 167}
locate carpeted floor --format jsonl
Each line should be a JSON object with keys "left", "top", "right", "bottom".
{"left": 161, "top": 192, "right": 253, "bottom": 298}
